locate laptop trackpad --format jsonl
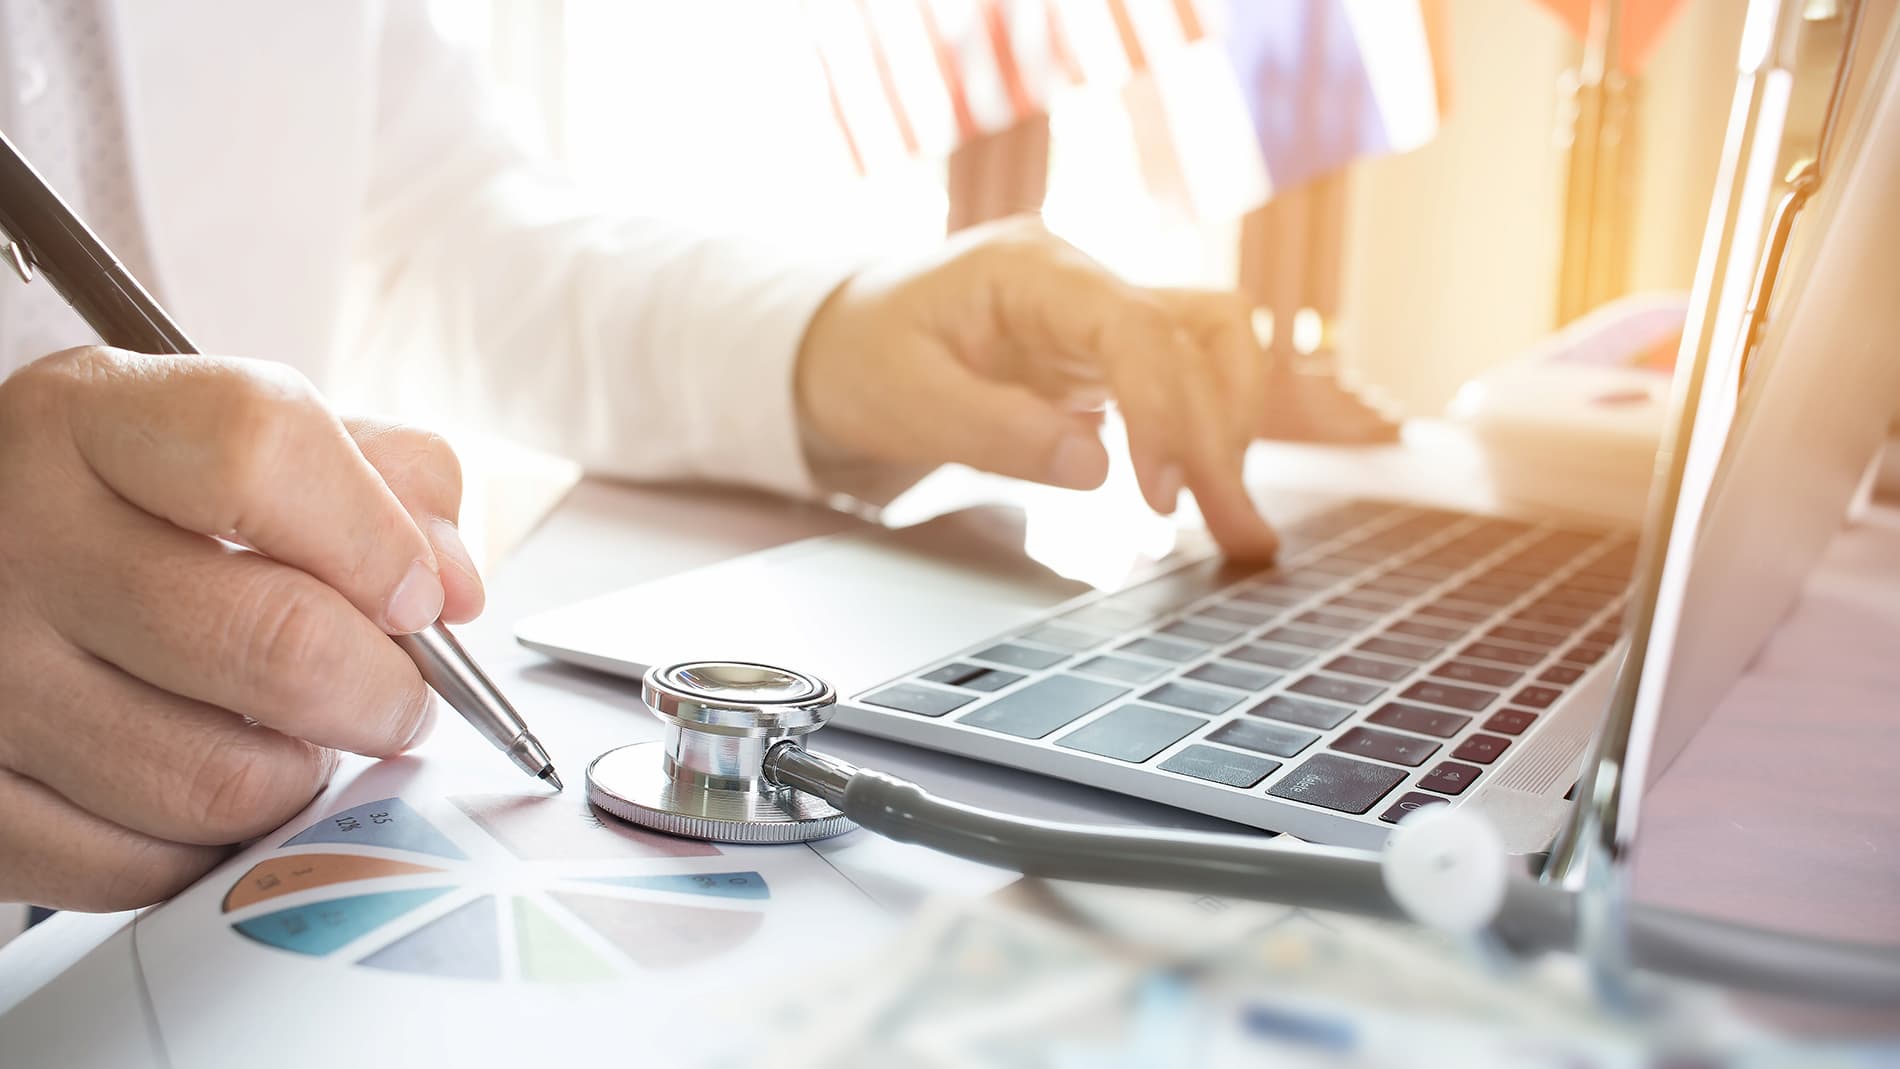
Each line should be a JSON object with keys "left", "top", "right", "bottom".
{"left": 515, "top": 506, "right": 1120, "bottom": 692}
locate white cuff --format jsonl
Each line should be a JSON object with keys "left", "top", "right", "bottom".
{"left": 662, "top": 252, "right": 858, "bottom": 499}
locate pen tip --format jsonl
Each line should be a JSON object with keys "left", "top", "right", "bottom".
{"left": 540, "top": 767, "right": 565, "bottom": 792}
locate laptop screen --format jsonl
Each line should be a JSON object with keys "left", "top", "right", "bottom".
{"left": 1547, "top": 0, "right": 1900, "bottom": 958}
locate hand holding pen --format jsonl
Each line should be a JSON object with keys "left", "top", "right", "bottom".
{"left": 0, "top": 132, "right": 558, "bottom": 912}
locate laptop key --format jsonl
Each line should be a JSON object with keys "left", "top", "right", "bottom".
{"left": 1323, "top": 654, "right": 1412, "bottom": 683}
{"left": 1417, "top": 600, "right": 1491, "bottom": 624}
{"left": 1328, "top": 543, "right": 1390, "bottom": 564}
{"left": 1326, "top": 594, "right": 1395, "bottom": 615}
{"left": 1562, "top": 642, "right": 1610, "bottom": 666}
{"left": 1388, "top": 618, "right": 1465, "bottom": 643}
{"left": 1160, "top": 744, "right": 1281, "bottom": 788}
{"left": 1119, "top": 636, "right": 1204, "bottom": 663}
{"left": 1160, "top": 618, "right": 1244, "bottom": 644}
{"left": 1229, "top": 585, "right": 1304, "bottom": 608}
{"left": 1542, "top": 588, "right": 1610, "bottom": 610}
{"left": 1487, "top": 625, "right": 1561, "bottom": 648}
{"left": 1201, "top": 602, "right": 1274, "bottom": 627}
{"left": 1329, "top": 726, "right": 1440, "bottom": 767}
{"left": 1519, "top": 604, "right": 1591, "bottom": 628}
{"left": 1359, "top": 574, "right": 1432, "bottom": 596}
{"left": 973, "top": 643, "right": 1069, "bottom": 670}
{"left": 1268, "top": 754, "right": 1407, "bottom": 815}
{"left": 1357, "top": 636, "right": 1439, "bottom": 662}
{"left": 1379, "top": 791, "right": 1450, "bottom": 825}
{"left": 958, "top": 675, "right": 1127, "bottom": 739}
{"left": 1431, "top": 660, "right": 1521, "bottom": 688}
{"left": 864, "top": 683, "right": 974, "bottom": 718}
{"left": 1566, "top": 573, "right": 1629, "bottom": 595}
{"left": 1366, "top": 702, "right": 1470, "bottom": 738}
{"left": 1460, "top": 641, "right": 1544, "bottom": 668}
{"left": 1105, "top": 559, "right": 1261, "bottom": 615}
{"left": 1451, "top": 583, "right": 1516, "bottom": 605}
{"left": 1261, "top": 626, "right": 1346, "bottom": 651}
{"left": 920, "top": 663, "right": 1024, "bottom": 692}
{"left": 964, "top": 670, "right": 1020, "bottom": 693}
{"left": 1257, "top": 567, "right": 1337, "bottom": 589}
{"left": 1505, "top": 613, "right": 1573, "bottom": 635}
{"left": 1184, "top": 661, "right": 1282, "bottom": 692}
{"left": 1144, "top": 681, "right": 1242, "bottom": 716}
{"left": 1296, "top": 555, "right": 1363, "bottom": 576}
{"left": 1419, "top": 760, "right": 1482, "bottom": 795}
{"left": 1450, "top": 733, "right": 1511, "bottom": 764}
{"left": 1058, "top": 704, "right": 1204, "bottom": 763}
{"left": 1295, "top": 610, "right": 1366, "bottom": 632}
{"left": 1227, "top": 643, "right": 1313, "bottom": 670}
{"left": 1250, "top": 694, "right": 1354, "bottom": 731}
{"left": 1539, "top": 664, "right": 1585, "bottom": 686}
{"left": 1073, "top": 654, "right": 1170, "bottom": 684}
{"left": 1208, "top": 717, "right": 1320, "bottom": 758}
{"left": 1512, "top": 685, "right": 1562, "bottom": 709}
{"left": 1485, "top": 708, "right": 1538, "bottom": 735}
{"left": 1400, "top": 680, "right": 1499, "bottom": 712}
{"left": 1287, "top": 674, "right": 1385, "bottom": 706}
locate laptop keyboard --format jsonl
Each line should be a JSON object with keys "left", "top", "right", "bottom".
{"left": 856, "top": 501, "right": 1635, "bottom": 831}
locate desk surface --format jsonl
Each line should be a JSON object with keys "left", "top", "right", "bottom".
{"left": 3, "top": 439, "right": 1898, "bottom": 1058}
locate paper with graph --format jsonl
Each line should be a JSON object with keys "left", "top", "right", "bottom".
{"left": 131, "top": 667, "right": 899, "bottom": 1067}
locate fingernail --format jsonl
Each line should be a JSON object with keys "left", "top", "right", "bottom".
{"left": 1154, "top": 463, "right": 1184, "bottom": 513}
{"left": 429, "top": 518, "right": 479, "bottom": 580}
{"left": 385, "top": 560, "right": 445, "bottom": 634}
{"left": 1048, "top": 433, "right": 1105, "bottom": 489}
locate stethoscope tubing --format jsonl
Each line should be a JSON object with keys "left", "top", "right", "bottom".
{"left": 767, "top": 744, "right": 1900, "bottom": 1006}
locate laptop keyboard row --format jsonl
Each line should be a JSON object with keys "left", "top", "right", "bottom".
{"left": 859, "top": 501, "right": 1635, "bottom": 826}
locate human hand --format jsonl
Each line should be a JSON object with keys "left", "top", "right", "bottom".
{"left": 0, "top": 348, "right": 482, "bottom": 910}
{"left": 795, "top": 217, "right": 1281, "bottom": 558}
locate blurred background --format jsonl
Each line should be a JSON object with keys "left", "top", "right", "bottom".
{"left": 421, "top": 0, "right": 1798, "bottom": 416}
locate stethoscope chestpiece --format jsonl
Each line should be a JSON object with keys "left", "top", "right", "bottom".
{"left": 587, "top": 661, "right": 856, "bottom": 844}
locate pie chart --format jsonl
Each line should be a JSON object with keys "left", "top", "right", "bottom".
{"left": 220, "top": 794, "right": 773, "bottom": 982}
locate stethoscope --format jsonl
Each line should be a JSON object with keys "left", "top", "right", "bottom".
{"left": 588, "top": 660, "right": 1900, "bottom": 1008}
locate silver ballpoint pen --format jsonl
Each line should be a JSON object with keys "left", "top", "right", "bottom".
{"left": 396, "top": 629, "right": 561, "bottom": 789}
{"left": 0, "top": 130, "right": 562, "bottom": 791}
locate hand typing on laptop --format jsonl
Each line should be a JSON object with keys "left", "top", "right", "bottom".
{"left": 800, "top": 216, "right": 1297, "bottom": 560}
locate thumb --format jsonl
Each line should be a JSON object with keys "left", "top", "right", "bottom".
{"left": 906, "top": 357, "right": 1110, "bottom": 490}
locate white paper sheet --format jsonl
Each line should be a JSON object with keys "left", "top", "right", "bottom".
{"left": 131, "top": 655, "right": 1012, "bottom": 1066}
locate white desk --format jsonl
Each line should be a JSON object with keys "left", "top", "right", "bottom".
{"left": 4, "top": 443, "right": 1898, "bottom": 1061}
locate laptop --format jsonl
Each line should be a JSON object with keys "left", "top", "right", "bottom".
{"left": 519, "top": 4, "right": 1900, "bottom": 859}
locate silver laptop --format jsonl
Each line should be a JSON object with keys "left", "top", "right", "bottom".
{"left": 520, "top": 3, "right": 1900, "bottom": 857}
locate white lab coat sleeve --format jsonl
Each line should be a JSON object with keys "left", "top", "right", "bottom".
{"left": 347, "top": 4, "right": 854, "bottom": 498}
